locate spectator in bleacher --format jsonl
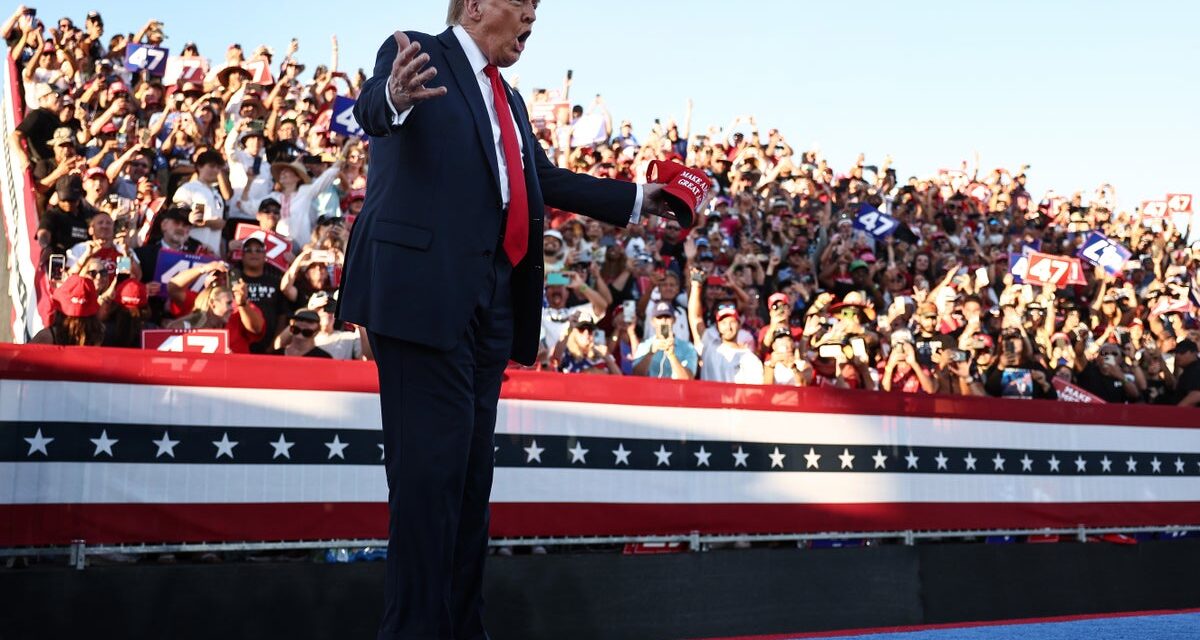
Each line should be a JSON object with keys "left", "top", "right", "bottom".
{"left": 307, "top": 292, "right": 365, "bottom": 361}
{"left": 553, "top": 311, "right": 620, "bottom": 375}
{"left": 171, "top": 149, "right": 229, "bottom": 255}
{"left": 105, "top": 278, "right": 151, "bottom": 348}
{"left": 30, "top": 274, "right": 103, "bottom": 346}
{"left": 271, "top": 308, "right": 333, "bottom": 358}
{"left": 1169, "top": 340, "right": 1200, "bottom": 407}
{"left": 165, "top": 280, "right": 264, "bottom": 354}
{"left": 234, "top": 236, "right": 285, "bottom": 354}
{"left": 632, "top": 301, "right": 697, "bottom": 380}
{"left": 36, "top": 173, "right": 96, "bottom": 256}
{"left": 698, "top": 305, "right": 763, "bottom": 384}
{"left": 762, "top": 327, "right": 811, "bottom": 386}
{"left": 9, "top": 83, "right": 62, "bottom": 171}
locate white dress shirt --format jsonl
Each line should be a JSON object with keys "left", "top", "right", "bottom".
{"left": 386, "top": 25, "right": 642, "bottom": 221}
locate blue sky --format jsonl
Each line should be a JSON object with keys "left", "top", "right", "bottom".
{"left": 47, "top": 0, "right": 1198, "bottom": 207}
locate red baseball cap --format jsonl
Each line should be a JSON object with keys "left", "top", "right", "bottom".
{"left": 84, "top": 167, "right": 108, "bottom": 180}
{"left": 52, "top": 275, "right": 100, "bottom": 318}
{"left": 716, "top": 306, "right": 739, "bottom": 322}
{"left": 646, "top": 160, "right": 711, "bottom": 229}
{"left": 108, "top": 81, "right": 129, "bottom": 95}
{"left": 768, "top": 292, "right": 790, "bottom": 307}
{"left": 116, "top": 279, "right": 148, "bottom": 309}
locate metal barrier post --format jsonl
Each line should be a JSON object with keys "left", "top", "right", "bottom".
{"left": 68, "top": 540, "right": 86, "bottom": 570}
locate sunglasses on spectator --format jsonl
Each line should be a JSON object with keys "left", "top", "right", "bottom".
{"left": 289, "top": 325, "right": 317, "bottom": 338}
{"left": 261, "top": 208, "right": 281, "bottom": 215}
{"left": 838, "top": 309, "right": 858, "bottom": 319}
{"left": 84, "top": 269, "right": 104, "bottom": 277}
{"left": 574, "top": 324, "right": 596, "bottom": 334}
{"left": 242, "top": 246, "right": 265, "bottom": 254}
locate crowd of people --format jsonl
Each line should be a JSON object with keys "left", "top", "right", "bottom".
{"left": 6, "top": 6, "right": 1199, "bottom": 405}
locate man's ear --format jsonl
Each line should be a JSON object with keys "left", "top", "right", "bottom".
{"left": 464, "top": 0, "right": 485, "bottom": 22}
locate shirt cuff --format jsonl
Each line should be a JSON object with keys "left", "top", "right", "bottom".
{"left": 383, "top": 83, "right": 413, "bottom": 127}
{"left": 629, "top": 184, "right": 644, "bottom": 225}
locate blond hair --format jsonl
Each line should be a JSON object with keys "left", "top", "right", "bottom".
{"left": 447, "top": 0, "right": 466, "bottom": 25}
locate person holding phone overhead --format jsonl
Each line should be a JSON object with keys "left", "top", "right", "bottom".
{"left": 335, "top": 2, "right": 677, "bottom": 638}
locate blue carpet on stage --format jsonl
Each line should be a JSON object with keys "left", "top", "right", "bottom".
{"left": 806, "top": 612, "right": 1200, "bottom": 640}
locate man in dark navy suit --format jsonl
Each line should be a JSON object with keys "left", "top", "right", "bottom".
{"left": 336, "top": 1, "right": 673, "bottom": 638}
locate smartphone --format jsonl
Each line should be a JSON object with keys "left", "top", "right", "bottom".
{"left": 48, "top": 254, "right": 66, "bottom": 282}
{"left": 113, "top": 215, "right": 129, "bottom": 235}
{"left": 117, "top": 133, "right": 127, "bottom": 148}
{"left": 546, "top": 272, "right": 570, "bottom": 287}
{"left": 566, "top": 69, "right": 573, "bottom": 81}
{"left": 622, "top": 300, "right": 636, "bottom": 324}
{"left": 1004, "top": 340, "right": 1017, "bottom": 356}
{"left": 116, "top": 256, "right": 132, "bottom": 276}
{"left": 252, "top": 155, "right": 263, "bottom": 175}
{"left": 228, "top": 265, "right": 244, "bottom": 288}
{"left": 850, "top": 337, "right": 867, "bottom": 361}
{"left": 248, "top": 119, "right": 265, "bottom": 132}
{"left": 952, "top": 350, "right": 970, "bottom": 363}
{"left": 818, "top": 344, "right": 843, "bottom": 360}
{"left": 658, "top": 323, "right": 671, "bottom": 339}
{"left": 974, "top": 267, "right": 990, "bottom": 288}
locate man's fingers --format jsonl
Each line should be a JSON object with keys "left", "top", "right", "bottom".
{"left": 399, "top": 52, "right": 431, "bottom": 85}
{"left": 410, "top": 86, "right": 447, "bottom": 103}
{"left": 392, "top": 30, "right": 411, "bottom": 52}
{"left": 391, "top": 41, "right": 420, "bottom": 76}
{"left": 406, "top": 66, "right": 438, "bottom": 91}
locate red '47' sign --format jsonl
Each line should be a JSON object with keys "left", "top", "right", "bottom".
{"left": 1141, "top": 200, "right": 1169, "bottom": 219}
{"left": 141, "top": 329, "right": 230, "bottom": 354}
{"left": 1166, "top": 193, "right": 1193, "bottom": 214}
{"left": 1024, "top": 252, "right": 1086, "bottom": 288}
{"left": 232, "top": 223, "right": 292, "bottom": 271}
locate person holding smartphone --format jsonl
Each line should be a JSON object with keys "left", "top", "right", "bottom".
{"left": 631, "top": 302, "right": 697, "bottom": 380}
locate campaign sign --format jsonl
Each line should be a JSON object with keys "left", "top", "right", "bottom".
{"left": 1008, "top": 254, "right": 1028, "bottom": 284}
{"left": 1023, "top": 251, "right": 1086, "bottom": 288}
{"left": 164, "top": 56, "right": 207, "bottom": 85}
{"left": 1141, "top": 200, "right": 1169, "bottom": 219}
{"left": 1053, "top": 378, "right": 1105, "bottom": 404}
{"left": 243, "top": 58, "right": 274, "bottom": 85}
{"left": 124, "top": 44, "right": 169, "bottom": 77}
{"left": 1166, "top": 193, "right": 1193, "bottom": 214}
{"left": 1077, "top": 232, "right": 1131, "bottom": 276}
{"left": 232, "top": 223, "right": 291, "bottom": 271}
{"left": 151, "top": 249, "right": 218, "bottom": 298}
{"left": 142, "top": 329, "right": 229, "bottom": 354}
{"left": 329, "top": 95, "right": 365, "bottom": 139}
{"left": 853, "top": 204, "right": 898, "bottom": 238}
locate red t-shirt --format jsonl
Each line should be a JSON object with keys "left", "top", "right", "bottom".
{"left": 226, "top": 302, "right": 266, "bottom": 354}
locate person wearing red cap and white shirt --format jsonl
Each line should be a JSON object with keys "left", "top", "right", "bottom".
{"left": 757, "top": 291, "right": 803, "bottom": 360}
{"left": 699, "top": 306, "right": 763, "bottom": 384}
{"left": 30, "top": 275, "right": 105, "bottom": 346}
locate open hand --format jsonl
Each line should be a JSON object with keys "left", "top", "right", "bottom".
{"left": 388, "top": 31, "right": 447, "bottom": 113}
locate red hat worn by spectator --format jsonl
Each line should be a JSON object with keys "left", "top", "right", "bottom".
{"left": 646, "top": 160, "right": 712, "bottom": 229}
{"left": 116, "top": 279, "right": 148, "bottom": 309}
{"left": 716, "top": 307, "right": 739, "bottom": 322}
{"left": 768, "top": 292, "right": 790, "bottom": 307}
{"left": 84, "top": 167, "right": 107, "bottom": 180}
{"left": 109, "top": 81, "right": 129, "bottom": 96}
{"left": 53, "top": 276, "right": 100, "bottom": 318}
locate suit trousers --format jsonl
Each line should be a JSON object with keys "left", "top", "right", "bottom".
{"left": 369, "top": 251, "right": 513, "bottom": 640}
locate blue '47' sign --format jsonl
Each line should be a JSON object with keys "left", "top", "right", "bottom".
{"left": 853, "top": 204, "right": 898, "bottom": 238}
{"left": 124, "top": 44, "right": 169, "bottom": 77}
{"left": 1077, "top": 232, "right": 1131, "bottom": 275}
{"left": 329, "top": 95, "right": 365, "bottom": 139}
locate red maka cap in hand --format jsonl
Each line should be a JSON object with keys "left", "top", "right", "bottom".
{"left": 646, "top": 160, "right": 712, "bottom": 229}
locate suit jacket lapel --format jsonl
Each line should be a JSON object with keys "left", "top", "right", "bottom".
{"left": 437, "top": 28, "right": 501, "bottom": 199}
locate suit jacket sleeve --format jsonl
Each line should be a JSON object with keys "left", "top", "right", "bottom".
{"left": 353, "top": 35, "right": 403, "bottom": 138}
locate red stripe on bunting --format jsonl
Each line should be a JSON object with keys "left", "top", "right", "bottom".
{"left": 5, "top": 501, "right": 1200, "bottom": 546}
{"left": 2, "top": 344, "right": 1197, "bottom": 428}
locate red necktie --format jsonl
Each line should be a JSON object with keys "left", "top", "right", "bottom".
{"left": 483, "top": 64, "right": 528, "bottom": 266}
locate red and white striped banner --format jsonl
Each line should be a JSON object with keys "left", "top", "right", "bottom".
{"left": 2, "top": 345, "right": 1199, "bottom": 546}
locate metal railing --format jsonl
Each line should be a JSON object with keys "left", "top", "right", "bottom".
{"left": 3, "top": 524, "right": 1195, "bottom": 570}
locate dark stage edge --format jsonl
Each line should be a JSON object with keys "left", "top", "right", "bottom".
{"left": 2, "top": 540, "right": 1199, "bottom": 640}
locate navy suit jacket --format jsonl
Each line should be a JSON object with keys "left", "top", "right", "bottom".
{"left": 336, "top": 28, "right": 636, "bottom": 365}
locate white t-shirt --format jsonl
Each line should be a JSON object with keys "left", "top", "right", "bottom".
{"left": 315, "top": 330, "right": 363, "bottom": 361}
{"left": 701, "top": 343, "right": 763, "bottom": 384}
{"left": 226, "top": 149, "right": 273, "bottom": 220}
{"left": 698, "top": 325, "right": 755, "bottom": 357}
{"left": 173, "top": 180, "right": 227, "bottom": 255}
